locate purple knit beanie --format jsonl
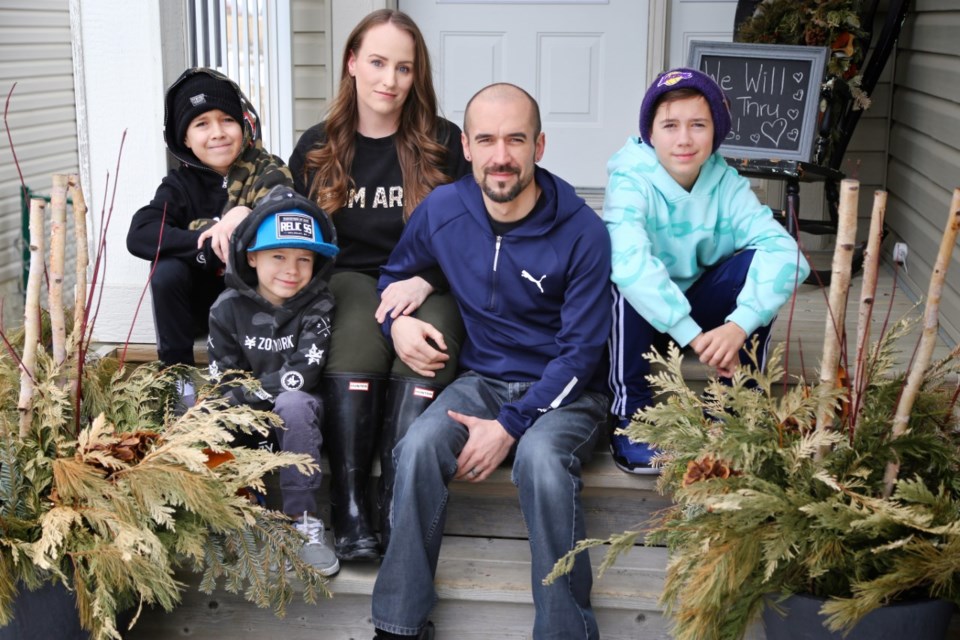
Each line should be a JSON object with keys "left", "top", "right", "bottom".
{"left": 638, "top": 68, "right": 732, "bottom": 153}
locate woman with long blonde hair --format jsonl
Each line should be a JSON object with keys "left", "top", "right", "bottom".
{"left": 289, "top": 9, "right": 469, "bottom": 562}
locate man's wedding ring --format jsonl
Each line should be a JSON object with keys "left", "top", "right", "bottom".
{"left": 469, "top": 467, "right": 480, "bottom": 478}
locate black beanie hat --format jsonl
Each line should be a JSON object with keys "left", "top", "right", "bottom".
{"left": 639, "top": 68, "right": 732, "bottom": 154}
{"left": 171, "top": 71, "right": 243, "bottom": 145}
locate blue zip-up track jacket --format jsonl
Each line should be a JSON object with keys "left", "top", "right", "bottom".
{"left": 379, "top": 167, "right": 612, "bottom": 440}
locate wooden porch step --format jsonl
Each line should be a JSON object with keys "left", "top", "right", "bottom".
{"left": 128, "top": 538, "right": 672, "bottom": 640}
{"left": 128, "top": 537, "right": 960, "bottom": 640}
{"left": 302, "top": 450, "right": 667, "bottom": 543}
{"left": 103, "top": 338, "right": 713, "bottom": 381}
{"left": 439, "top": 452, "right": 666, "bottom": 541}
{"left": 125, "top": 436, "right": 674, "bottom": 638}
{"left": 100, "top": 340, "right": 210, "bottom": 365}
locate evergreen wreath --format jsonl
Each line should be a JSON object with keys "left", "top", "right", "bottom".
{"left": 737, "top": 0, "right": 869, "bottom": 85}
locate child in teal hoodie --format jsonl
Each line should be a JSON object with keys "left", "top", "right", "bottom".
{"left": 604, "top": 68, "right": 810, "bottom": 474}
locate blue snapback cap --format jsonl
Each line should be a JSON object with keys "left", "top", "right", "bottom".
{"left": 247, "top": 209, "right": 339, "bottom": 257}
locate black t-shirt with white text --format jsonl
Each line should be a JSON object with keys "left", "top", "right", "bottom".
{"left": 289, "top": 120, "right": 470, "bottom": 278}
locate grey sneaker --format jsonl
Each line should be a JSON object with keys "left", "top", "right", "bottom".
{"left": 294, "top": 512, "right": 340, "bottom": 577}
{"left": 172, "top": 378, "right": 196, "bottom": 416}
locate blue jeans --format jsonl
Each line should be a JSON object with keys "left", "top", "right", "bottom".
{"left": 371, "top": 372, "right": 607, "bottom": 639}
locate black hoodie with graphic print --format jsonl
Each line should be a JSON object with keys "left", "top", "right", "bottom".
{"left": 126, "top": 68, "right": 291, "bottom": 272}
{"left": 207, "top": 187, "right": 337, "bottom": 408}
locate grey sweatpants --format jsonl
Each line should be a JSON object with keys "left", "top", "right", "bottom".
{"left": 272, "top": 390, "right": 324, "bottom": 516}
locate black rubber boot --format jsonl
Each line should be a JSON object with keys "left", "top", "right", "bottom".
{"left": 378, "top": 376, "right": 444, "bottom": 554}
{"left": 320, "top": 373, "right": 386, "bottom": 561}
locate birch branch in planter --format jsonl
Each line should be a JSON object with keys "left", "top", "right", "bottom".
{"left": 49, "top": 173, "right": 68, "bottom": 367}
{"left": 816, "top": 178, "right": 859, "bottom": 437}
{"left": 882, "top": 187, "right": 960, "bottom": 498}
{"left": 18, "top": 198, "right": 45, "bottom": 438}
{"left": 68, "top": 174, "right": 88, "bottom": 355}
{"left": 851, "top": 190, "right": 887, "bottom": 423}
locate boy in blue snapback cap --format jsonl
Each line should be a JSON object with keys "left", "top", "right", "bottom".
{"left": 207, "top": 185, "right": 340, "bottom": 575}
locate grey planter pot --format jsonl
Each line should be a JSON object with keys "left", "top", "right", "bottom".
{"left": 763, "top": 593, "right": 955, "bottom": 640}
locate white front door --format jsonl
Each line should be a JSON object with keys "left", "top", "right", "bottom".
{"left": 402, "top": 0, "right": 649, "bottom": 188}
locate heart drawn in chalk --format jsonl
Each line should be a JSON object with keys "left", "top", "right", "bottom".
{"left": 793, "top": 72, "right": 804, "bottom": 83}
{"left": 793, "top": 90, "right": 804, "bottom": 101}
{"left": 761, "top": 118, "right": 787, "bottom": 146}
{"left": 786, "top": 129, "right": 799, "bottom": 142}
{"left": 750, "top": 133, "right": 761, "bottom": 144}
{"left": 787, "top": 108, "right": 800, "bottom": 121}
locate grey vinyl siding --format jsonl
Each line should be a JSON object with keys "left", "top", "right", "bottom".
{"left": 842, "top": 73, "right": 891, "bottom": 239}
{"left": 886, "top": 0, "right": 960, "bottom": 345}
{"left": 291, "top": 0, "right": 332, "bottom": 144}
{"left": 0, "top": 0, "right": 80, "bottom": 331}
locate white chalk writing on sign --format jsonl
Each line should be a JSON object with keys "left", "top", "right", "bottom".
{"left": 689, "top": 41, "right": 829, "bottom": 162}
{"left": 701, "top": 58, "right": 805, "bottom": 150}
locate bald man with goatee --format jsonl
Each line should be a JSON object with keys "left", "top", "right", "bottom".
{"left": 370, "top": 83, "right": 612, "bottom": 640}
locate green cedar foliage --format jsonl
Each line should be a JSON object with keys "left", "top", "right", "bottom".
{"left": 0, "top": 349, "right": 331, "bottom": 640}
{"left": 546, "top": 319, "right": 960, "bottom": 640}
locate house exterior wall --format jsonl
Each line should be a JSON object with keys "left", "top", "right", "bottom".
{"left": 0, "top": 0, "right": 80, "bottom": 331}
{"left": 837, "top": 3, "right": 894, "bottom": 245}
{"left": 72, "top": 0, "right": 169, "bottom": 344}
{"left": 291, "top": 0, "right": 332, "bottom": 142}
{"left": 886, "top": 0, "right": 960, "bottom": 344}
{"left": 294, "top": 0, "right": 400, "bottom": 145}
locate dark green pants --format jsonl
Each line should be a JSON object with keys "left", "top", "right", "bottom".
{"left": 325, "top": 272, "right": 463, "bottom": 385}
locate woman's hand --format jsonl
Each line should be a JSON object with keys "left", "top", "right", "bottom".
{"left": 375, "top": 276, "right": 435, "bottom": 323}
{"left": 389, "top": 316, "right": 449, "bottom": 377}
{"left": 197, "top": 205, "right": 251, "bottom": 263}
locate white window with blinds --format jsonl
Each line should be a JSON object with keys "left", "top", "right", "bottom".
{"left": 185, "top": 0, "right": 294, "bottom": 160}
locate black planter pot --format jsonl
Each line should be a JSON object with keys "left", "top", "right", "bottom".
{"left": 0, "top": 581, "right": 89, "bottom": 640}
{"left": 763, "top": 593, "right": 956, "bottom": 640}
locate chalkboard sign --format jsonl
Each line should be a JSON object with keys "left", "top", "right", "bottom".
{"left": 687, "top": 40, "right": 829, "bottom": 162}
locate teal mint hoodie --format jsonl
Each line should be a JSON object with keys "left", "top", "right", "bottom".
{"left": 603, "top": 137, "right": 810, "bottom": 347}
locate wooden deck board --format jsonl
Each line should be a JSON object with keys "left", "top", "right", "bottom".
{"left": 128, "top": 592, "right": 674, "bottom": 640}
{"left": 442, "top": 482, "right": 668, "bottom": 541}
{"left": 281, "top": 449, "right": 665, "bottom": 542}
{"left": 678, "top": 262, "right": 955, "bottom": 383}
{"left": 127, "top": 539, "right": 669, "bottom": 640}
